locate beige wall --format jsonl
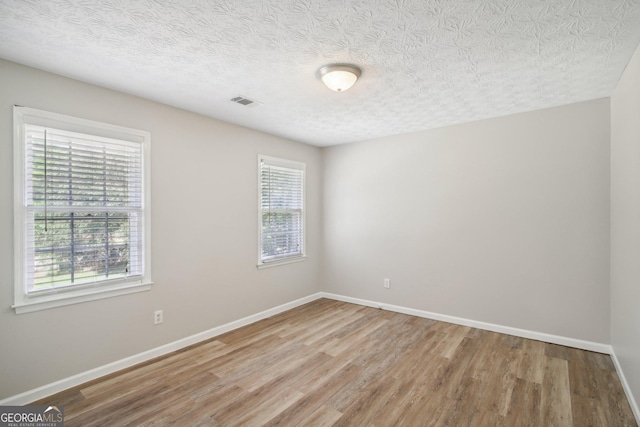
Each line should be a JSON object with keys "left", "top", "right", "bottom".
{"left": 611, "top": 42, "right": 640, "bottom": 412}
{"left": 0, "top": 60, "right": 322, "bottom": 399}
{"left": 322, "top": 99, "right": 611, "bottom": 343}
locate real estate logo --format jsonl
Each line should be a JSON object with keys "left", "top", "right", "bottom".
{"left": 0, "top": 406, "right": 63, "bottom": 427}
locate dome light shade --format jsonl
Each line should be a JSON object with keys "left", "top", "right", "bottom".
{"left": 318, "top": 64, "right": 361, "bottom": 92}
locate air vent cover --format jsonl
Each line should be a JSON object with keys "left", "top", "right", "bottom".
{"left": 230, "top": 96, "right": 261, "bottom": 107}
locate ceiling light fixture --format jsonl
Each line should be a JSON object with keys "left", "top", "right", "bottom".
{"left": 318, "top": 64, "right": 361, "bottom": 92}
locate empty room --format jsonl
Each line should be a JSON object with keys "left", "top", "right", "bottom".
{"left": 1, "top": 0, "right": 640, "bottom": 426}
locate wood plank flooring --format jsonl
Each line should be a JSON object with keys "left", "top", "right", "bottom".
{"left": 34, "top": 299, "right": 637, "bottom": 426}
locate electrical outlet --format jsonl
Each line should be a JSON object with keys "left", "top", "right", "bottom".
{"left": 154, "top": 310, "right": 163, "bottom": 325}
{"left": 384, "top": 278, "right": 390, "bottom": 289}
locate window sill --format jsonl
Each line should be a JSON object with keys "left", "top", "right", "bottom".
{"left": 257, "top": 256, "right": 307, "bottom": 269}
{"left": 12, "top": 281, "right": 153, "bottom": 314}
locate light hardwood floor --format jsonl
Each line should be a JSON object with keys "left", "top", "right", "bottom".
{"left": 35, "top": 299, "right": 637, "bottom": 426}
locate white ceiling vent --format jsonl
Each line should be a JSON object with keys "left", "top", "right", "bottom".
{"left": 230, "top": 96, "right": 261, "bottom": 108}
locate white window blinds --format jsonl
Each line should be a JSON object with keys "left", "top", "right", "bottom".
{"left": 259, "top": 156, "right": 305, "bottom": 264}
{"left": 24, "top": 125, "right": 145, "bottom": 292}
{"left": 14, "top": 107, "right": 151, "bottom": 313}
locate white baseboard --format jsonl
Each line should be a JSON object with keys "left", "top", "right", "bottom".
{"left": 0, "top": 292, "right": 323, "bottom": 406}
{"left": 321, "top": 292, "right": 612, "bottom": 354}
{"left": 3, "top": 290, "right": 631, "bottom": 413}
{"left": 610, "top": 350, "right": 640, "bottom": 424}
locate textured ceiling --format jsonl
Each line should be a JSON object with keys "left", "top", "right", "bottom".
{"left": 1, "top": 0, "right": 640, "bottom": 146}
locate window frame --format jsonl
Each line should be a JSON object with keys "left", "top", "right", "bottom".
{"left": 257, "top": 154, "right": 306, "bottom": 269}
{"left": 12, "top": 106, "right": 152, "bottom": 314}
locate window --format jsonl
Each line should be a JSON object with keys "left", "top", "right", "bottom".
{"left": 258, "top": 155, "right": 306, "bottom": 267}
{"left": 13, "top": 107, "right": 151, "bottom": 313}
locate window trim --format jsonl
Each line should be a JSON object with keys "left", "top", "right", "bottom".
{"left": 257, "top": 155, "right": 306, "bottom": 269}
{"left": 12, "top": 106, "right": 152, "bottom": 314}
